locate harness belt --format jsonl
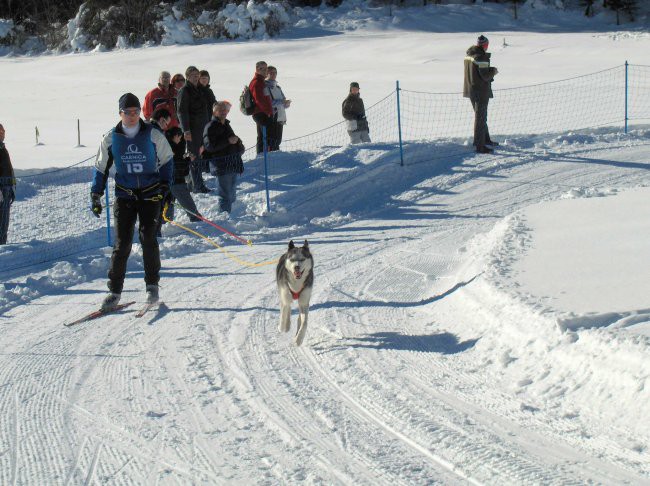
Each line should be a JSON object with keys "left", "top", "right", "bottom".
{"left": 287, "top": 280, "right": 305, "bottom": 300}
{"left": 115, "top": 181, "right": 162, "bottom": 201}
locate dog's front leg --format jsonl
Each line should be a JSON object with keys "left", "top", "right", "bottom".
{"left": 294, "top": 290, "right": 311, "bottom": 346}
{"left": 278, "top": 289, "right": 292, "bottom": 333}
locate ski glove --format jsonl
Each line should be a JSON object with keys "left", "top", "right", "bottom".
{"left": 91, "top": 193, "right": 102, "bottom": 218}
{"left": 160, "top": 183, "right": 173, "bottom": 207}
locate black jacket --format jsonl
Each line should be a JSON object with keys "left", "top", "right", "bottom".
{"left": 0, "top": 143, "right": 15, "bottom": 187}
{"left": 342, "top": 93, "right": 369, "bottom": 132}
{"left": 203, "top": 117, "right": 244, "bottom": 176}
{"left": 463, "top": 45, "right": 497, "bottom": 101}
{"left": 202, "top": 85, "right": 217, "bottom": 120}
{"left": 176, "top": 82, "right": 211, "bottom": 137}
{"left": 166, "top": 134, "right": 190, "bottom": 184}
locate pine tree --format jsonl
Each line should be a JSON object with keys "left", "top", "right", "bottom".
{"left": 583, "top": 0, "right": 596, "bottom": 16}
{"left": 603, "top": 0, "right": 638, "bottom": 24}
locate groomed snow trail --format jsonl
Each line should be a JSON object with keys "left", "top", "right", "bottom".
{"left": 2, "top": 140, "right": 649, "bottom": 484}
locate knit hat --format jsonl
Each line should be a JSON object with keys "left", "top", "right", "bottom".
{"left": 118, "top": 93, "right": 140, "bottom": 112}
{"left": 350, "top": 82, "right": 360, "bottom": 89}
{"left": 477, "top": 35, "right": 489, "bottom": 47}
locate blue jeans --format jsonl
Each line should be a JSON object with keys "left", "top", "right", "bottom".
{"left": 0, "top": 186, "right": 14, "bottom": 245}
{"left": 217, "top": 173, "right": 238, "bottom": 213}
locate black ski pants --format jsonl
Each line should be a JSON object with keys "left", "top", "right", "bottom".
{"left": 267, "top": 116, "right": 284, "bottom": 152}
{"left": 470, "top": 96, "right": 491, "bottom": 149}
{"left": 108, "top": 197, "right": 161, "bottom": 294}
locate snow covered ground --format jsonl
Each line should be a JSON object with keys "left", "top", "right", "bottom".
{"left": 1, "top": 3, "right": 650, "bottom": 484}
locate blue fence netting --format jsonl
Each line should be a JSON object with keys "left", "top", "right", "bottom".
{"left": 1, "top": 63, "right": 648, "bottom": 273}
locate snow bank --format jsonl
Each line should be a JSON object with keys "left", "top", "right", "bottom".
{"left": 456, "top": 188, "right": 650, "bottom": 435}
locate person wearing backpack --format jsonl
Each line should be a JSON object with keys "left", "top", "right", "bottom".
{"left": 249, "top": 61, "right": 274, "bottom": 154}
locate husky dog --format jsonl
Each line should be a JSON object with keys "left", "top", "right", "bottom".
{"left": 276, "top": 240, "right": 313, "bottom": 346}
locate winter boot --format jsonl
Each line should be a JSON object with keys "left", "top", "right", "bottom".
{"left": 100, "top": 292, "right": 121, "bottom": 312}
{"left": 146, "top": 285, "right": 159, "bottom": 304}
{"left": 476, "top": 146, "right": 493, "bottom": 154}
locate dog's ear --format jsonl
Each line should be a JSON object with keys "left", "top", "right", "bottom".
{"left": 303, "top": 240, "right": 309, "bottom": 249}
{"left": 288, "top": 240, "right": 295, "bottom": 250}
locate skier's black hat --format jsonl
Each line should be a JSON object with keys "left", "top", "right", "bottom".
{"left": 350, "top": 82, "right": 360, "bottom": 90}
{"left": 477, "top": 35, "right": 489, "bottom": 47}
{"left": 118, "top": 93, "right": 140, "bottom": 112}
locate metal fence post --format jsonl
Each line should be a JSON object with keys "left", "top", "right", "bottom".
{"left": 262, "top": 125, "right": 271, "bottom": 214}
{"left": 625, "top": 61, "right": 630, "bottom": 133}
{"left": 396, "top": 80, "right": 404, "bottom": 167}
{"left": 104, "top": 188, "right": 112, "bottom": 247}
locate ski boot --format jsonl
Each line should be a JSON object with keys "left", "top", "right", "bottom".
{"left": 146, "top": 285, "right": 159, "bottom": 305}
{"left": 100, "top": 292, "right": 121, "bottom": 312}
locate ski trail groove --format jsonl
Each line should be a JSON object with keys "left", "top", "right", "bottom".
{"left": 83, "top": 442, "right": 102, "bottom": 486}
{"left": 10, "top": 390, "right": 18, "bottom": 486}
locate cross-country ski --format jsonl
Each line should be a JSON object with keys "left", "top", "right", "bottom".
{"left": 135, "top": 301, "right": 163, "bottom": 318}
{"left": 64, "top": 301, "right": 136, "bottom": 327}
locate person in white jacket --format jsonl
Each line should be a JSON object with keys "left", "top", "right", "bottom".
{"left": 265, "top": 66, "right": 291, "bottom": 151}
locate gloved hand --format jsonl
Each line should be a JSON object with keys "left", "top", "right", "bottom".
{"left": 160, "top": 183, "right": 173, "bottom": 206}
{"left": 8, "top": 188, "right": 14, "bottom": 204}
{"left": 91, "top": 193, "right": 102, "bottom": 218}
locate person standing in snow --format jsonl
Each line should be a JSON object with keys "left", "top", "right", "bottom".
{"left": 342, "top": 82, "right": 370, "bottom": 144}
{"left": 149, "top": 108, "right": 172, "bottom": 133}
{"left": 165, "top": 126, "right": 201, "bottom": 222}
{"left": 90, "top": 93, "right": 174, "bottom": 311}
{"left": 265, "top": 65, "right": 291, "bottom": 151}
{"left": 199, "top": 70, "right": 217, "bottom": 120}
{"left": 177, "top": 66, "right": 212, "bottom": 193}
{"left": 0, "top": 123, "right": 16, "bottom": 245}
{"left": 463, "top": 35, "right": 499, "bottom": 154}
{"left": 149, "top": 108, "right": 174, "bottom": 236}
{"left": 171, "top": 73, "right": 186, "bottom": 93}
{"left": 142, "top": 71, "right": 179, "bottom": 129}
{"left": 203, "top": 101, "right": 245, "bottom": 214}
{"left": 249, "top": 61, "right": 274, "bottom": 154}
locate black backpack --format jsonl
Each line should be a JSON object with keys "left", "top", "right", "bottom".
{"left": 239, "top": 85, "right": 255, "bottom": 116}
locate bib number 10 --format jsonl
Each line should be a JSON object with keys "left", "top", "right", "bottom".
{"left": 126, "top": 163, "right": 144, "bottom": 174}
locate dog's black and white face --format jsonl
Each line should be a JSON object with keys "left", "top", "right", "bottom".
{"left": 284, "top": 240, "right": 313, "bottom": 281}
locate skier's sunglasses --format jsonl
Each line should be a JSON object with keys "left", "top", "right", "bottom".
{"left": 120, "top": 109, "right": 141, "bottom": 116}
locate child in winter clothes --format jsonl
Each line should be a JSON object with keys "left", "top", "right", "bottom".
{"left": 165, "top": 126, "right": 201, "bottom": 222}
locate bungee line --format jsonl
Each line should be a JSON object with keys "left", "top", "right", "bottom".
{"left": 161, "top": 203, "right": 277, "bottom": 268}
{"left": 174, "top": 202, "right": 252, "bottom": 246}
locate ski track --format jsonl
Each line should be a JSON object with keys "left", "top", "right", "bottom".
{"left": 1, "top": 141, "right": 649, "bottom": 483}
